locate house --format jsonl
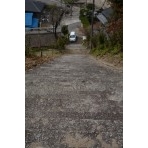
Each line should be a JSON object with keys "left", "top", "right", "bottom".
{"left": 96, "top": 13, "right": 108, "bottom": 25}
{"left": 25, "top": 0, "right": 45, "bottom": 28}
{"left": 102, "top": 7, "right": 113, "bottom": 20}
{"left": 93, "top": 7, "right": 114, "bottom": 39}
{"left": 96, "top": 7, "right": 113, "bottom": 26}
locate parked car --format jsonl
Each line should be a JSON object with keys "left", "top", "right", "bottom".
{"left": 69, "top": 31, "right": 77, "bottom": 42}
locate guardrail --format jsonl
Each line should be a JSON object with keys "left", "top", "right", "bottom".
{"left": 25, "top": 27, "right": 54, "bottom": 32}
{"left": 25, "top": 27, "right": 61, "bottom": 35}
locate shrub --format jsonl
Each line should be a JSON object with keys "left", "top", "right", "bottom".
{"left": 61, "top": 25, "right": 69, "bottom": 35}
{"left": 80, "top": 8, "right": 86, "bottom": 16}
{"left": 83, "top": 27, "right": 91, "bottom": 47}
{"left": 57, "top": 36, "right": 68, "bottom": 49}
{"left": 79, "top": 8, "right": 90, "bottom": 28}
{"left": 91, "top": 35, "right": 99, "bottom": 48}
{"left": 111, "top": 44, "right": 121, "bottom": 55}
{"left": 79, "top": 16, "right": 90, "bottom": 28}
{"left": 86, "top": 3, "right": 95, "bottom": 10}
{"left": 91, "top": 32, "right": 107, "bottom": 48}
{"left": 98, "top": 32, "right": 106, "bottom": 44}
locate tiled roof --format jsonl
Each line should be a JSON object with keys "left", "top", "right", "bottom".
{"left": 96, "top": 13, "right": 108, "bottom": 25}
{"left": 102, "top": 7, "right": 113, "bottom": 20}
{"left": 25, "top": 0, "right": 45, "bottom": 12}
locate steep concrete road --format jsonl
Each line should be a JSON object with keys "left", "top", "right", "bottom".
{"left": 25, "top": 48, "right": 123, "bottom": 148}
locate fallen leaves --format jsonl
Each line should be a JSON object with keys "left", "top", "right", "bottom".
{"left": 25, "top": 55, "right": 56, "bottom": 71}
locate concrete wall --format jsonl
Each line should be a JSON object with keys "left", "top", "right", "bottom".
{"left": 25, "top": 33, "right": 60, "bottom": 48}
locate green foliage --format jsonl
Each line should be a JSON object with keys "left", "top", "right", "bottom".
{"left": 61, "top": 25, "right": 69, "bottom": 35}
{"left": 79, "top": 8, "right": 89, "bottom": 28}
{"left": 98, "top": 33, "right": 106, "bottom": 44}
{"left": 80, "top": 8, "right": 84, "bottom": 16}
{"left": 57, "top": 36, "right": 68, "bottom": 49}
{"left": 90, "top": 31, "right": 122, "bottom": 57}
{"left": 86, "top": 3, "right": 95, "bottom": 10}
{"left": 91, "top": 35, "right": 98, "bottom": 48}
{"left": 88, "top": 0, "right": 123, "bottom": 60}
{"left": 83, "top": 27, "right": 91, "bottom": 46}
{"left": 80, "top": 7, "right": 90, "bottom": 16}
{"left": 79, "top": 6, "right": 96, "bottom": 28}
{"left": 109, "top": 26, "right": 123, "bottom": 52}
{"left": 90, "top": 46, "right": 109, "bottom": 57}
{"left": 63, "top": 0, "right": 78, "bottom": 4}
{"left": 79, "top": 15, "right": 90, "bottom": 28}
{"left": 91, "top": 32, "right": 106, "bottom": 48}
{"left": 110, "top": 44, "right": 122, "bottom": 54}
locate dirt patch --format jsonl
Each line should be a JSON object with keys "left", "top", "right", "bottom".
{"left": 96, "top": 134, "right": 118, "bottom": 148}
{"left": 62, "top": 133, "right": 95, "bottom": 147}
{"left": 25, "top": 55, "right": 60, "bottom": 71}
{"left": 95, "top": 53, "right": 123, "bottom": 70}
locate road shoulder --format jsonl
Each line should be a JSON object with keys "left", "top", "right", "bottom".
{"left": 89, "top": 54, "right": 123, "bottom": 72}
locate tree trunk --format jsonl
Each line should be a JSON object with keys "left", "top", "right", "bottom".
{"left": 54, "top": 24, "right": 58, "bottom": 39}
{"left": 54, "top": 11, "right": 64, "bottom": 39}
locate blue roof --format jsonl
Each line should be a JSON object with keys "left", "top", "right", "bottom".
{"left": 25, "top": 13, "right": 33, "bottom": 26}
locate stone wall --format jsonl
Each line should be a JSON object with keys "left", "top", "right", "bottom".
{"left": 25, "top": 33, "right": 61, "bottom": 48}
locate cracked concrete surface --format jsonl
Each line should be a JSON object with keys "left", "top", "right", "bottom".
{"left": 26, "top": 48, "right": 123, "bottom": 148}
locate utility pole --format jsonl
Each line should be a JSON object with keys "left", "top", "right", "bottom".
{"left": 90, "top": 0, "right": 95, "bottom": 49}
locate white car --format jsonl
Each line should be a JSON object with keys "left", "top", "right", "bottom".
{"left": 69, "top": 31, "right": 77, "bottom": 42}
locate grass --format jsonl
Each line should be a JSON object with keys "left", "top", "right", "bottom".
{"left": 90, "top": 47, "right": 109, "bottom": 57}
{"left": 90, "top": 47, "right": 123, "bottom": 68}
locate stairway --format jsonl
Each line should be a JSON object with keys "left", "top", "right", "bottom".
{"left": 65, "top": 43, "right": 90, "bottom": 54}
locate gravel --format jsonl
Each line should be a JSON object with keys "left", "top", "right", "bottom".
{"left": 26, "top": 50, "right": 123, "bottom": 148}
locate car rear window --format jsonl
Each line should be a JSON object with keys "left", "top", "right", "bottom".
{"left": 70, "top": 35, "right": 76, "bottom": 38}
